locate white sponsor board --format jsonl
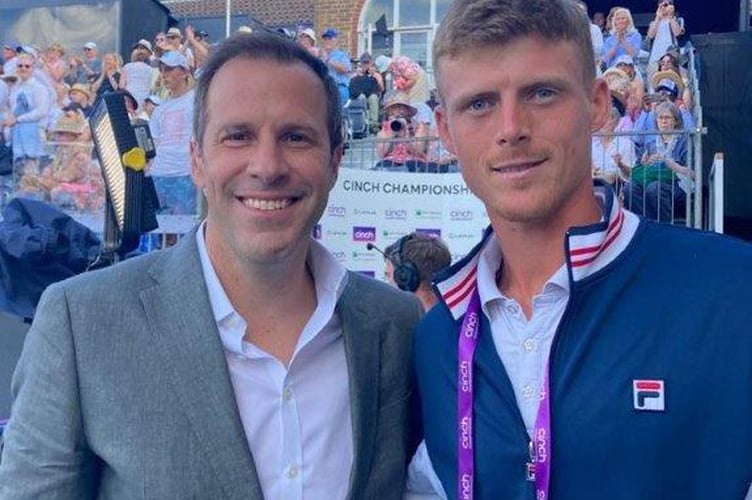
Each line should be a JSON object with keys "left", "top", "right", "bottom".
{"left": 316, "top": 170, "right": 490, "bottom": 280}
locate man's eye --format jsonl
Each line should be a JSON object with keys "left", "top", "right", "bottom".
{"left": 469, "top": 98, "right": 490, "bottom": 112}
{"left": 529, "top": 88, "right": 557, "bottom": 102}
{"left": 222, "top": 131, "right": 251, "bottom": 144}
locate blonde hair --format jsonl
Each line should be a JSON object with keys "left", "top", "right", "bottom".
{"left": 609, "top": 7, "right": 637, "bottom": 35}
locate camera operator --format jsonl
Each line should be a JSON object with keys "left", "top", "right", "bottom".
{"left": 373, "top": 91, "right": 429, "bottom": 172}
{"left": 348, "top": 53, "right": 384, "bottom": 133}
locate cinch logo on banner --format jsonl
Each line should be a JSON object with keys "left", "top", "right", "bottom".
{"left": 353, "top": 226, "right": 377, "bottom": 242}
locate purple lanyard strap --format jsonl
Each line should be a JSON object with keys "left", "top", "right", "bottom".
{"left": 457, "top": 289, "right": 552, "bottom": 500}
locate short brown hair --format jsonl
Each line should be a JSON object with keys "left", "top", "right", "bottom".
{"left": 385, "top": 233, "right": 452, "bottom": 286}
{"left": 433, "top": 0, "right": 595, "bottom": 89}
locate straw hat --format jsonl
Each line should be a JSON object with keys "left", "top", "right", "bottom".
{"left": 69, "top": 83, "right": 91, "bottom": 101}
{"left": 650, "top": 70, "right": 685, "bottom": 95}
{"left": 383, "top": 91, "right": 417, "bottom": 117}
{"left": 52, "top": 114, "right": 84, "bottom": 135}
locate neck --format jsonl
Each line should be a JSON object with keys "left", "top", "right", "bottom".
{"left": 206, "top": 233, "right": 318, "bottom": 366}
{"left": 170, "top": 84, "right": 189, "bottom": 98}
{"left": 416, "top": 286, "right": 439, "bottom": 312}
{"left": 492, "top": 184, "right": 601, "bottom": 318}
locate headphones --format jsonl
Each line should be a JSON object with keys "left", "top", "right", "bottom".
{"left": 391, "top": 235, "right": 421, "bottom": 292}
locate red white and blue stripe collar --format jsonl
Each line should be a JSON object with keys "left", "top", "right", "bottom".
{"left": 435, "top": 183, "right": 640, "bottom": 320}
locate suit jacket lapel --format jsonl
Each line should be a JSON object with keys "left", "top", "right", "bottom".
{"left": 140, "top": 232, "right": 263, "bottom": 500}
{"left": 338, "top": 273, "right": 380, "bottom": 498}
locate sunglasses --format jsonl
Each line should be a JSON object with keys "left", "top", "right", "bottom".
{"left": 17, "top": 64, "right": 32, "bottom": 69}
{"left": 84, "top": 48, "right": 93, "bottom": 52}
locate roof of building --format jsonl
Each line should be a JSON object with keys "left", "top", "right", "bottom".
{"left": 166, "top": 0, "right": 314, "bottom": 26}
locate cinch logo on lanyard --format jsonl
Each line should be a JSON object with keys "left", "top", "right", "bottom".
{"left": 456, "top": 289, "right": 552, "bottom": 500}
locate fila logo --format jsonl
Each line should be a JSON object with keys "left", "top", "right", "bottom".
{"left": 633, "top": 379, "right": 665, "bottom": 411}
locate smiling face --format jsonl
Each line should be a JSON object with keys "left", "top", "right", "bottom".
{"left": 191, "top": 56, "right": 342, "bottom": 268}
{"left": 15, "top": 54, "right": 34, "bottom": 81}
{"left": 613, "top": 11, "right": 630, "bottom": 33}
{"left": 435, "top": 37, "right": 608, "bottom": 228}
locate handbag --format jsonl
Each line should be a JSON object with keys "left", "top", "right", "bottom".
{"left": 0, "top": 143, "right": 12, "bottom": 176}
{"left": 630, "top": 161, "right": 675, "bottom": 185}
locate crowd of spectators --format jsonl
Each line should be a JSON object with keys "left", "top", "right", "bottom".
{"left": 0, "top": 1, "right": 700, "bottom": 223}
{"left": 582, "top": 0, "right": 697, "bottom": 223}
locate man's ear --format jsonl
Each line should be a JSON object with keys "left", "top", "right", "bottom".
{"left": 590, "top": 78, "right": 611, "bottom": 133}
{"left": 328, "top": 144, "right": 344, "bottom": 190}
{"left": 189, "top": 137, "right": 205, "bottom": 189}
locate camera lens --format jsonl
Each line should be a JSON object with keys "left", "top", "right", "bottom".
{"left": 390, "top": 120, "right": 404, "bottom": 132}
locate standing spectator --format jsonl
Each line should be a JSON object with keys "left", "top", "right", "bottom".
{"left": 137, "top": 94, "right": 160, "bottom": 121}
{"left": 184, "top": 26, "right": 210, "bottom": 76}
{"left": 348, "top": 52, "right": 384, "bottom": 133}
{"left": 91, "top": 52, "right": 123, "bottom": 100}
{"left": 575, "top": 1, "right": 603, "bottom": 74}
{"left": 319, "top": 28, "right": 351, "bottom": 107}
{"left": 646, "top": 0, "right": 684, "bottom": 67}
{"left": 601, "top": 7, "right": 641, "bottom": 68}
{"left": 122, "top": 39, "right": 157, "bottom": 110}
{"left": 2, "top": 41, "right": 20, "bottom": 78}
{"left": 63, "top": 53, "right": 88, "bottom": 86}
{"left": 593, "top": 11, "right": 607, "bottom": 34}
{"left": 164, "top": 27, "right": 195, "bottom": 70}
{"left": 38, "top": 43, "right": 68, "bottom": 92}
{"left": 148, "top": 51, "right": 195, "bottom": 215}
{"left": 389, "top": 55, "right": 429, "bottom": 106}
{"left": 80, "top": 42, "right": 101, "bottom": 81}
{"left": 1, "top": 52, "right": 51, "bottom": 202}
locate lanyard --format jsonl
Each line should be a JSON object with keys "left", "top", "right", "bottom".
{"left": 456, "top": 289, "right": 552, "bottom": 500}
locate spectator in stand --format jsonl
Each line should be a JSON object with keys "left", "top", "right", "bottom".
{"left": 614, "top": 54, "right": 645, "bottom": 114}
{"left": 348, "top": 52, "right": 384, "bottom": 133}
{"left": 646, "top": 0, "right": 684, "bottom": 68}
{"left": 185, "top": 26, "right": 210, "bottom": 77}
{"left": 148, "top": 51, "right": 195, "bottom": 215}
{"left": 575, "top": 1, "right": 603, "bottom": 74}
{"left": 63, "top": 53, "right": 88, "bottom": 86}
{"left": 633, "top": 71, "right": 694, "bottom": 155}
{"left": 373, "top": 91, "right": 429, "bottom": 172}
{"left": 81, "top": 42, "right": 101, "bottom": 81}
{"left": 91, "top": 52, "right": 123, "bottom": 100}
{"left": 593, "top": 11, "right": 607, "bottom": 35}
{"left": 138, "top": 94, "right": 160, "bottom": 121}
{"left": 319, "top": 28, "right": 351, "bottom": 107}
{"left": 649, "top": 49, "right": 692, "bottom": 104}
{"left": 296, "top": 28, "right": 320, "bottom": 58}
{"left": 122, "top": 39, "right": 157, "bottom": 110}
{"left": 389, "top": 55, "right": 429, "bottom": 106}
{"left": 164, "top": 27, "right": 195, "bottom": 70}
{"left": 2, "top": 53, "right": 51, "bottom": 177}
{"left": 154, "top": 32, "right": 168, "bottom": 57}
{"left": 2, "top": 41, "right": 20, "bottom": 78}
{"left": 383, "top": 233, "right": 452, "bottom": 311}
{"left": 601, "top": 7, "right": 641, "bottom": 68}
{"left": 623, "top": 101, "right": 692, "bottom": 222}
{"left": 591, "top": 101, "right": 635, "bottom": 185}
{"left": 38, "top": 43, "right": 67, "bottom": 92}
{"left": 67, "top": 83, "right": 93, "bottom": 118}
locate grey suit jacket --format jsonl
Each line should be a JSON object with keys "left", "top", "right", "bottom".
{"left": 0, "top": 233, "right": 423, "bottom": 499}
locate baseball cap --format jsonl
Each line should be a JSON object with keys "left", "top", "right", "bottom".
{"left": 321, "top": 28, "right": 338, "bottom": 39}
{"left": 299, "top": 28, "right": 317, "bottom": 43}
{"left": 133, "top": 39, "right": 153, "bottom": 53}
{"left": 159, "top": 51, "right": 190, "bottom": 70}
{"left": 359, "top": 52, "right": 372, "bottom": 63}
{"left": 655, "top": 78, "right": 679, "bottom": 97}
{"left": 614, "top": 54, "right": 634, "bottom": 66}
{"left": 2, "top": 40, "right": 20, "bottom": 51}
{"left": 237, "top": 25, "right": 253, "bottom": 34}
{"left": 83, "top": 41, "right": 97, "bottom": 50}
{"left": 145, "top": 94, "right": 162, "bottom": 106}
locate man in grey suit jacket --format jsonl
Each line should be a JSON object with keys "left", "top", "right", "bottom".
{"left": 0, "top": 33, "right": 423, "bottom": 499}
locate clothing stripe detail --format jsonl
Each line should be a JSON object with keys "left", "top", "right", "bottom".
{"left": 446, "top": 276, "right": 477, "bottom": 310}
{"left": 444, "top": 268, "right": 478, "bottom": 307}
{"left": 570, "top": 208, "right": 625, "bottom": 268}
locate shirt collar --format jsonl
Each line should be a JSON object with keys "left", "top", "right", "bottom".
{"left": 435, "top": 183, "right": 639, "bottom": 321}
{"left": 196, "top": 222, "right": 349, "bottom": 348}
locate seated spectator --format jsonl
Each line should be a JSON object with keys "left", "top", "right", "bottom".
{"left": 389, "top": 55, "right": 429, "bottom": 106}
{"left": 17, "top": 113, "right": 103, "bottom": 212}
{"left": 633, "top": 71, "right": 694, "bottom": 155}
{"left": 383, "top": 232, "right": 451, "bottom": 311}
{"left": 649, "top": 51, "right": 692, "bottom": 107}
{"left": 613, "top": 55, "right": 644, "bottom": 108}
{"left": 646, "top": 0, "right": 685, "bottom": 68}
{"left": 373, "top": 91, "right": 429, "bottom": 172}
{"left": 601, "top": 7, "right": 641, "bottom": 68}
{"left": 601, "top": 68, "right": 635, "bottom": 132}
{"left": 592, "top": 102, "right": 636, "bottom": 186}
{"left": 622, "top": 101, "right": 693, "bottom": 223}
{"left": 348, "top": 52, "right": 384, "bottom": 133}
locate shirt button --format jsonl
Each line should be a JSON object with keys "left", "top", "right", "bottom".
{"left": 283, "top": 386, "right": 293, "bottom": 402}
{"left": 505, "top": 304, "right": 519, "bottom": 315}
{"left": 522, "top": 384, "right": 535, "bottom": 399}
{"left": 523, "top": 338, "right": 536, "bottom": 351}
{"left": 287, "top": 465, "right": 299, "bottom": 479}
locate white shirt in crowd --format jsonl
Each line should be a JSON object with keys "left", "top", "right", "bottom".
{"left": 196, "top": 226, "right": 353, "bottom": 500}
{"left": 592, "top": 135, "right": 636, "bottom": 179}
{"left": 148, "top": 89, "right": 194, "bottom": 177}
{"left": 122, "top": 60, "right": 157, "bottom": 110}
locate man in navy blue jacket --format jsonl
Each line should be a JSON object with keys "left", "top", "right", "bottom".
{"left": 406, "top": 0, "right": 752, "bottom": 499}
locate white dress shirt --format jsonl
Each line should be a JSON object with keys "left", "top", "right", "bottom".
{"left": 196, "top": 226, "right": 353, "bottom": 500}
{"left": 405, "top": 233, "right": 570, "bottom": 499}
